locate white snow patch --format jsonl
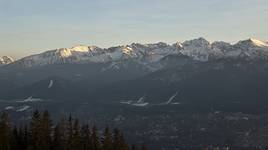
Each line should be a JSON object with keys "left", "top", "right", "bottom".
{"left": 132, "top": 102, "right": 149, "bottom": 107}
{"left": 250, "top": 38, "right": 268, "bottom": 47}
{"left": 17, "top": 96, "right": 43, "bottom": 102}
{"left": 158, "top": 92, "right": 180, "bottom": 105}
{"left": 16, "top": 105, "right": 30, "bottom": 112}
{"left": 120, "top": 96, "right": 149, "bottom": 107}
{"left": 171, "top": 102, "right": 181, "bottom": 105}
{"left": 165, "top": 92, "right": 178, "bottom": 104}
{"left": 48, "top": 80, "right": 54, "bottom": 88}
{"left": 71, "top": 45, "right": 90, "bottom": 52}
{"left": 5, "top": 106, "right": 15, "bottom": 110}
{"left": 120, "top": 100, "right": 133, "bottom": 105}
{"left": 137, "top": 96, "right": 145, "bottom": 103}
{"left": 132, "top": 96, "right": 149, "bottom": 107}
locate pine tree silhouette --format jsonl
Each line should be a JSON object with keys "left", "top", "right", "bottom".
{"left": 10, "top": 126, "right": 19, "bottom": 150}
{"left": 0, "top": 111, "right": 11, "bottom": 150}
{"left": 66, "top": 114, "right": 73, "bottom": 150}
{"left": 52, "top": 124, "right": 62, "bottom": 150}
{"left": 29, "top": 110, "right": 41, "bottom": 150}
{"left": 91, "top": 126, "right": 101, "bottom": 150}
{"left": 71, "top": 119, "right": 83, "bottom": 150}
{"left": 40, "top": 110, "right": 53, "bottom": 150}
{"left": 102, "top": 127, "right": 113, "bottom": 150}
{"left": 81, "top": 124, "right": 91, "bottom": 150}
{"left": 112, "top": 128, "right": 129, "bottom": 150}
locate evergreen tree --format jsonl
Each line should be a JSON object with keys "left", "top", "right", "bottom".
{"left": 70, "top": 119, "right": 82, "bottom": 150}
{"left": 112, "top": 128, "right": 120, "bottom": 150}
{"left": 141, "top": 143, "right": 147, "bottom": 150}
{"left": 29, "top": 110, "right": 41, "bottom": 150}
{"left": 17, "top": 126, "right": 25, "bottom": 150}
{"left": 119, "top": 132, "right": 129, "bottom": 150}
{"left": 0, "top": 111, "right": 11, "bottom": 150}
{"left": 66, "top": 114, "right": 73, "bottom": 150}
{"left": 91, "top": 126, "right": 100, "bottom": 150}
{"left": 22, "top": 125, "right": 29, "bottom": 150}
{"left": 58, "top": 115, "right": 68, "bottom": 150}
{"left": 81, "top": 124, "right": 91, "bottom": 150}
{"left": 52, "top": 124, "right": 63, "bottom": 150}
{"left": 40, "top": 110, "right": 53, "bottom": 150}
{"left": 10, "top": 126, "right": 19, "bottom": 150}
{"left": 112, "top": 128, "right": 129, "bottom": 150}
{"left": 102, "top": 127, "right": 113, "bottom": 150}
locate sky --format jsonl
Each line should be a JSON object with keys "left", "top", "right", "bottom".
{"left": 0, "top": 0, "right": 268, "bottom": 58}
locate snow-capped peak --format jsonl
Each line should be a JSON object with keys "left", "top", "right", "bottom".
{"left": 236, "top": 38, "right": 268, "bottom": 48}
{"left": 70, "top": 45, "right": 100, "bottom": 52}
{"left": 248, "top": 38, "right": 268, "bottom": 47}
{"left": 183, "top": 37, "right": 210, "bottom": 47}
{"left": 0, "top": 56, "right": 14, "bottom": 65}
{"left": 180, "top": 37, "right": 215, "bottom": 61}
{"left": 70, "top": 45, "right": 91, "bottom": 52}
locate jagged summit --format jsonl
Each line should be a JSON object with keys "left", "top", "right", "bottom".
{"left": 183, "top": 37, "right": 210, "bottom": 46}
{"left": 180, "top": 37, "right": 216, "bottom": 62}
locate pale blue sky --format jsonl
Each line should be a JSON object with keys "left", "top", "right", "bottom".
{"left": 0, "top": 0, "right": 268, "bottom": 58}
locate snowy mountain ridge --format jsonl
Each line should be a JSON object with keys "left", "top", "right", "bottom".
{"left": 7, "top": 37, "right": 268, "bottom": 68}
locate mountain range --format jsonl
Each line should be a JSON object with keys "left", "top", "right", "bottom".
{"left": 2, "top": 37, "right": 268, "bottom": 69}
{"left": 1, "top": 37, "right": 268, "bottom": 112}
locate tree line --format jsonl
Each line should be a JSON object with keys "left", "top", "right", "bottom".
{"left": 0, "top": 110, "right": 147, "bottom": 150}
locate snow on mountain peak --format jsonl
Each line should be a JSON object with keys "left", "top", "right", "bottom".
{"left": 173, "top": 42, "right": 183, "bottom": 49}
{"left": 180, "top": 37, "right": 214, "bottom": 61}
{"left": 70, "top": 45, "right": 91, "bottom": 52}
{"left": 0, "top": 56, "right": 14, "bottom": 65}
{"left": 236, "top": 38, "right": 268, "bottom": 48}
{"left": 249, "top": 38, "right": 268, "bottom": 47}
{"left": 183, "top": 37, "right": 210, "bottom": 47}
{"left": 122, "top": 46, "right": 134, "bottom": 56}
{"left": 70, "top": 45, "right": 101, "bottom": 52}
{"left": 57, "top": 48, "right": 72, "bottom": 58}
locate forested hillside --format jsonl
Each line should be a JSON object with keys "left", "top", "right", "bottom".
{"left": 0, "top": 110, "right": 147, "bottom": 150}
